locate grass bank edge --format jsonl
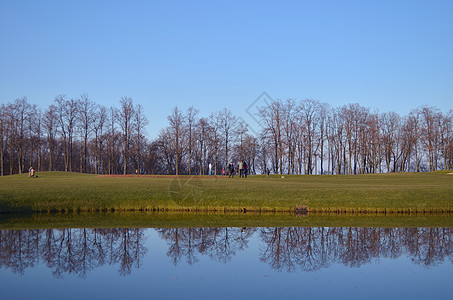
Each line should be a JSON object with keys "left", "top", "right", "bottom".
{"left": 1, "top": 211, "right": 452, "bottom": 230}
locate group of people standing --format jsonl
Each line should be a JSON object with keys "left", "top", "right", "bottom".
{"left": 209, "top": 161, "right": 248, "bottom": 177}
{"left": 226, "top": 160, "right": 248, "bottom": 178}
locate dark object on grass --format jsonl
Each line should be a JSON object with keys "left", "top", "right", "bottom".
{"left": 295, "top": 205, "right": 308, "bottom": 214}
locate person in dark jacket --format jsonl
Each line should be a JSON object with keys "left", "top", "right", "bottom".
{"left": 229, "top": 162, "right": 234, "bottom": 178}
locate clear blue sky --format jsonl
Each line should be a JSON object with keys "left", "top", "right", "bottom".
{"left": 1, "top": 0, "right": 452, "bottom": 138}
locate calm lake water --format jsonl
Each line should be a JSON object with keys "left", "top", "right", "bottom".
{"left": 0, "top": 227, "right": 452, "bottom": 300}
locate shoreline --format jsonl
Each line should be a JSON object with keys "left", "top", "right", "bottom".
{"left": 1, "top": 210, "right": 452, "bottom": 230}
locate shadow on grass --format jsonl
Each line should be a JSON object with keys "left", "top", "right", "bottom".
{"left": 0, "top": 193, "right": 34, "bottom": 214}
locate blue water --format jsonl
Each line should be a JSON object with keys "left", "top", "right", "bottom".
{"left": 0, "top": 227, "right": 452, "bottom": 300}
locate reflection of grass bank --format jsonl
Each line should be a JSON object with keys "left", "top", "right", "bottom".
{"left": 1, "top": 211, "right": 452, "bottom": 229}
{"left": 0, "top": 171, "right": 452, "bottom": 214}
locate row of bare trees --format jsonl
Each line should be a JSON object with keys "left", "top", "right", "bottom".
{"left": 0, "top": 95, "right": 451, "bottom": 175}
{"left": 153, "top": 107, "right": 258, "bottom": 175}
{"left": 0, "top": 96, "right": 148, "bottom": 175}
{"left": 1, "top": 227, "right": 451, "bottom": 277}
{"left": 259, "top": 99, "right": 453, "bottom": 174}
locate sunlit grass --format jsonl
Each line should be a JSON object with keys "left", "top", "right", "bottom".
{"left": 0, "top": 171, "right": 452, "bottom": 213}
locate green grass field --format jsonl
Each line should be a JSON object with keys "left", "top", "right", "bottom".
{"left": 0, "top": 171, "right": 452, "bottom": 214}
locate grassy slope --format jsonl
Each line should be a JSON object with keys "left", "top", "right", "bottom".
{"left": 0, "top": 171, "right": 452, "bottom": 213}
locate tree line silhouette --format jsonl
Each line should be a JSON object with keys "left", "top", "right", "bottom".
{"left": 0, "top": 95, "right": 451, "bottom": 175}
{"left": 1, "top": 227, "right": 451, "bottom": 277}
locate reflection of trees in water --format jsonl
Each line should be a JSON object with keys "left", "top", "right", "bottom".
{"left": 259, "top": 227, "right": 331, "bottom": 272}
{"left": 259, "top": 227, "right": 453, "bottom": 272}
{"left": 0, "top": 229, "right": 40, "bottom": 275}
{"left": 156, "top": 227, "right": 257, "bottom": 265}
{"left": 0, "top": 228, "right": 147, "bottom": 278}
{"left": 0, "top": 227, "right": 451, "bottom": 277}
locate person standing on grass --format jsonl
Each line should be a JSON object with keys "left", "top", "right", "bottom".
{"left": 209, "top": 163, "right": 212, "bottom": 176}
{"left": 238, "top": 160, "right": 243, "bottom": 177}
{"left": 229, "top": 162, "right": 234, "bottom": 178}
{"left": 243, "top": 161, "right": 248, "bottom": 178}
{"left": 266, "top": 168, "right": 270, "bottom": 178}
{"left": 222, "top": 167, "right": 225, "bottom": 176}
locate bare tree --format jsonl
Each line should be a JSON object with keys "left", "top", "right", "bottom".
{"left": 317, "top": 103, "right": 330, "bottom": 174}
{"left": 299, "top": 99, "right": 320, "bottom": 174}
{"left": 29, "top": 106, "right": 42, "bottom": 171}
{"left": 328, "top": 108, "right": 346, "bottom": 175}
{"left": 107, "top": 106, "right": 118, "bottom": 175}
{"left": 185, "top": 106, "right": 198, "bottom": 175}
{"left": 400, "top": 115, "right": 417, "bottom": 172}
{"left": 78, "top": 93, "right": 96, "bottom": 173}
{"left": 14, "top": 97, "right": 34, "bottom": 174}
{"left": 220, "top": 108, "right": 237, "bottom": 169}
{"left": 0, "top": 104, "right": 6, "bottom": 176}
{"left": 133, "top": 104, "right": 148, "bottom": 174}
{"left": 117, "top": 97, "right": 134, "bottom": 175}
{"left": 419, "top": 106, "right": 440, "bottom": 172}
{"left": 380, "top": 112, "right": 400, "bottom": 172}
{"left": 3, "top": 102, "right": 18, "bottom": 174}
{"left": 259, "top": 101, "right": 284, "bottom": 174}
{"left": 167, "top": 106, "right": 185, "bottom": 175}
{"left": 241, "top": 133, "right": 258, "bottom": 174}
{"left": 155, "top": 127, "right": 175, "bottom": 174}
{"left": 366, "top": 111, "right": 381, "bottom": 173}
{"left": 407, "top": 109, "right": 421, "bottom": 172}
{"left": 209, "top": 111, "right": 223, "bottom": 175}
{"left": 55, "top": 95, "right": 78, "bottom": 172}
{"left": 282, "top": 99, "right": 297, "bottom": 174}
{"left": 235, "top": 119, "right": 248, "bottom": 161}
{"left": 92, "top": 105, "right": 107, "bottom": 174}
{"left": 197, "top": 117, "right": 210, "bottom": 175}
{"left": 438, "top": 110, "right": 452, "bottom": 170}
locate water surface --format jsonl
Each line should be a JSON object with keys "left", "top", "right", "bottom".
{"left": 0, "top": 227, "right": 452, "bottom": 299}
